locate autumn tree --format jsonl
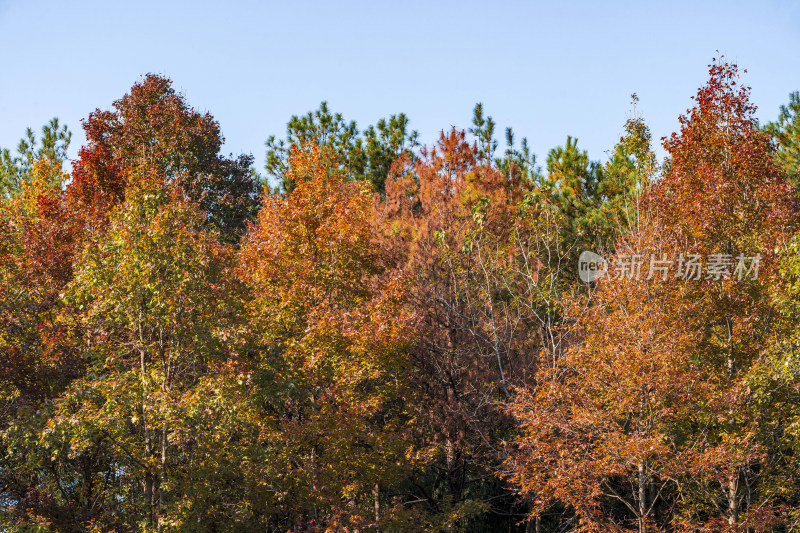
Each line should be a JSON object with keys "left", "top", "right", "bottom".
{"left": 68, "top": 73, "right": 260, "bottom": 241}
{"left": 508, "top": 58, "right": 800, "bottom": 532}
{"left": 637, "top": 59, "right": 800, "bottom": 532}
{"left": 374, "top": 128, "right": 579, "bottom": 530}
{"left": 1, "top": 172, "right": 245, "bottom": 531}
{"left": 652, "top": 59, "right": 799, "bottom": 531}
{"left": 507, "top": 215, "right": 750, "bottom": 533}
{"left": 0, "top": 160, "right": 86, "bottom": 530}
{"left": 0, "top": 158, "right": 79, "bottom": 401}
{"left": 239, "top": 144, "right": 418, "bottom": 530}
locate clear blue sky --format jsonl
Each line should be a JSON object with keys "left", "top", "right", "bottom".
{"left": 1, "top": 0, "right": 799, "bottom": 181}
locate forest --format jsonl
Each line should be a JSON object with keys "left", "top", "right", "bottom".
{"left": 2, "top": 58, "right": 800, "bottom": 532}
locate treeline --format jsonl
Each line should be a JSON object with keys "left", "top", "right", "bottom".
{"left": 2, "top": 59, "right": 800, "bottom": 532}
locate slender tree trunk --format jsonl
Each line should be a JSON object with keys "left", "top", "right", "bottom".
{"left": 140, "top": 347, "right": 155, "bottom": 527}
{"left": 638, "top": 461, "right": 647, "bottom": 533}
{"left": 445, "top": 437, "right": 456, "bottom": 494}
{"left": 158, "top": 424, "right": 167, "bottom": 532}
{"left": 444, "top": 325, "right": 464, "bottom": 503}
{"left": 525, "top": 516, "right": 541, "bottom": 533}
{"left": 373, "top": 483, "right": 380, "bottom": 528}
{"left": 727, "top": 471, "right": 739, "bottom": 526}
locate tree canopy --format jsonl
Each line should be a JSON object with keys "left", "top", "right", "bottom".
{"left": 3, "top": 59, "right": 800, "bottom": 532}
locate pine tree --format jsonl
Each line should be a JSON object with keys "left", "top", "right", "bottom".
{"left": 0, "top": 118, "right": 71, "bottom": 198}
{"left": 766, "top": 90, "right": 800, "bottom": 185}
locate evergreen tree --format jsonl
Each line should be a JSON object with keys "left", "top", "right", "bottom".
{"left": 0, "top": 118, "right": 71, "bottom": 198}
{"left": 536, "top": 136, "right": 604, "bottom": 250}
{"left": 469, "top": 103, "right": 498, "bottom": 162}
{"left": 496, "top": 126, "right": 542, "bottom": 187}
{"left": 766, "top": 90, "right": 800, "bottom": 185}
{"left": 265, "top": 101, "right": 418, "bottom": 193}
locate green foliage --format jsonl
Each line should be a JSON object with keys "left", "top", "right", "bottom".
{"left": 596, "top": 94, "right": 658, "bottom": 240}
{"left": 538, "top": 135, "right": 604, "bottom": 249}
{"left": 6, "top": 59, "right": 800, "bottom": 532}
{"left": 528, "top": 96, "right": 657, "bottom": 253}
{"left": 496, "top": 126, "right": 542, "bottom": 186}
{"left": 8, "top": 176, "right": 245, "bottom": 531}
{"left": 70, "top": 74, "right": 260, "bottom": 242}
{"left": 766, "top": 90, "right": 800, "bottom": 185}
{"left": 469, "top": 103, "right": 498, "bottom": 162}
{"left": 265, "top": 101, "right": 419, "bottom": 193}
{"left": 241, "top": 145, "right": 418, "bottom": 529}
{"left": 0, "top": 118, "right": 71, "bottom": 198}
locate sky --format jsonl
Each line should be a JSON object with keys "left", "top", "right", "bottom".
{"left": 1, "top": 0, "right": 799, "bottom": 183}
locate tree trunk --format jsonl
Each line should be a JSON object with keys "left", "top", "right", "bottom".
{"left": 158, "top": 424, "right": 167, "bottom": 532}
{"left": 525, "top": 516, "right": 541, "bottom": 533}
{"left": 638, "top": 461, "right": 647, "bottom": 533}
{"left": 140, "top": 347, "right": 155, "bottom": 528}
{"left": 373, "top": 482, "right": 380, "bottom": 529}
{"left": 727, "top": 471, "right": 739, "bottom": 526}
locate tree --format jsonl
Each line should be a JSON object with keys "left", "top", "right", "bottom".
{"left": 68, "top": 73, "right": 260, "bottom": 242}
{"left": 0, "top": 160, "right": 86, "bottom": 530}
{"left": 239, "top": 144, "right": 418, "bottom": 530}
{"left": 469, "top": 103, "right": 543, "bottom": 188}
{"left": 469, "top": 103, "right": 498, "bottom": 162}
{"left": 5, "top": 173, "right": 245, "bottom": 531}
{"left": 596, "top": 95, "right": 658, "bottom": 247}
{"left": 653, "top": 58, "right": 798, "bottom": 530}
{"left": 539, "top": 136, "right": 605, "bottom": 250}
{"left": 376, "top": 128, "right": 576, "bottom": 530}
{"left": 265, "top": 101, "right": 419, "bottom": 193}
{"left": 508, "top": 231, "right": 712, "bottom": 533}
{"left": 0, "top": 118, "right": 71, "bottom": 198}
{"left": 507, "top": 58, "right": 800, "bottom": 532}
{"left": 522, "top": 98, "right": 657, "bottom": 257}
{"left": 363, "top": 113, "right": 420, "bottom": 193}
{"left": 765, "top": 91, "right": 800, "bottom": 186}
{"left": 0, "top": 158, "right": 80, "bottom": 402}
{"left": 496, "top": 127, "right": 542, "bottom": 188}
